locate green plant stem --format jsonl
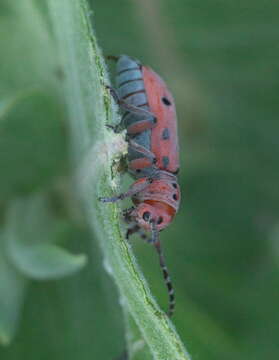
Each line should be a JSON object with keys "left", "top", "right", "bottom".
{"left": 48, "top": 1, "right": 190, "bottom": 359}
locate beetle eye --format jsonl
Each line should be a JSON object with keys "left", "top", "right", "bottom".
{"left": 142, "top": 211, "right": 151, "bottom": 221}
{"left": 157, "top": 216, "right": 163, "bottom": 225}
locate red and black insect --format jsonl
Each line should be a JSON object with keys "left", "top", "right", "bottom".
{"left": 100, "top": 55, "right": 180, "bottom": 317}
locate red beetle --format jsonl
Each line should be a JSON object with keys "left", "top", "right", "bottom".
{"left": 100, "top": 55, "right": 180, "bottom": 316}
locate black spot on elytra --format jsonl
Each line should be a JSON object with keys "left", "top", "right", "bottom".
{"left": 162, "top": 156, "right": 169, "bottom": 168}
{"left": 162, "top": 97, "right": 172, "bottom": 106}
{"left": 172, "top": 183, "right": 177, "bottom": 188}
{"left": 173, "top": 194, "right": 178, "bottom": 201}
{"left": 162, "top": 128, "right": 170, "bottom": 140}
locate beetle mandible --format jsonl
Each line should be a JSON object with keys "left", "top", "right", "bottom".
{"left": 100, "top": 55, "right": 180, "bottom": 317}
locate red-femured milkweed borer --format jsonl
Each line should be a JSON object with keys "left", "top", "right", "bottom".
{"left": 100, "top": 55, "right": 180, "bottom": 317}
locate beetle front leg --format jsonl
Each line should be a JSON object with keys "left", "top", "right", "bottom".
{"left": 99, "top": 177, "right": 152, "bottom": 203}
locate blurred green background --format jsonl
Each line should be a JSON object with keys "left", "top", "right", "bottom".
{"left": 0, "top": 0, "right": 278, "bottom": 359}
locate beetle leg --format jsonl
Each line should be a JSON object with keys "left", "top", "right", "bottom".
{"left": 123, "top": 212, "right": 152, "bottom": 243}
{"left": 123, "top": 209, "right": 150, "bottom": 241}
{"left": 99, "top": 178, "right": 152, "bottom": 203}
{"left": 137, "top": 229, "right": 153, "bottom": 243}
{"left": 122, "top": 206, "right": 135, "bottom": 217}
{"left": 106, "top": 55, "right": 120, "bottom": 62}
{"left": 106, "top": 85, "right": 156, "bottom": 121}
{"left": 124, "top": 220, "right": 152, "bottom": 244}
{"left": 122, "top": 207, "right": 135, "bottom": 224}
{"left": 127, "top": 225, "right": 154, "bottom": 244}
{"left": 105, "top": 123, "right": 124, "bottom": 134}
{"left": 126, "top": 119, "right": 156, "bottom": 135}
{"left": 125, "top": 223, "right": 140, "bottom": 240}
{"left": 106, "top": 118, "right": 156, "bottom": 135}
{"left": 128, "top": 139, "right": 157, "bottom": 164}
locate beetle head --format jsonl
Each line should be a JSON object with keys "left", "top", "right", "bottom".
{"left": 131, "top": 201, "right": 175, "bottom": 232}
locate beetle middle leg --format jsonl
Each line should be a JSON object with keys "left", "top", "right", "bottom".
{"left": 99, "top": 177, "right": 153, "bottom": 203}
{"left": 105, "top": 86, "right": 156, "bottom": 134}
{"left": 106, "top": 85, "right": 156, "bottom": 121}
{"left": 128, "top": 139, "right": 157, "bottom": 164}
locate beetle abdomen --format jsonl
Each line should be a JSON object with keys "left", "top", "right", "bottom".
{"left": 116, "top": 55, "right": 154, "bottom": 178}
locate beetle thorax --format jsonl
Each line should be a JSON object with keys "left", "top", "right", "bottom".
{"left": 130, "top": 177, "right": 180, "bottom": 231}
{"left": 132, "top": 177, "right": 180, "bottom": 210}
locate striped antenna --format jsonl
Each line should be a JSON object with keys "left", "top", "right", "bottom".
{"left": 151, "top": 222, "right": 175, "bottom": 317}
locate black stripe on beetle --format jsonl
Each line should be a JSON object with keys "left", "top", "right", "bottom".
{"left": 122, "top": 89, "right": 146, "bottom": 100}
{"left": 118, "top": 78, "right": 143, "bottom": 88}
{"left": 117, "top": 67, "right": 140, "bottom": 75}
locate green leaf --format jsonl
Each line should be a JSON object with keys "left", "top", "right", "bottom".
{"left": 7, "top": 243, "right": 87, "bottom": 281}
{"left": 0, "top": 239, "right": 26, "bottom": 346}
{"left": 0, "top": 92, "right": 29, "bottom": 121}
{"left": 48, "top": 1, "right": 190, "bottom": 359}
{"left": 0, "top": 0, "right": 66, "bottom": 200}
{"left": 0, "top": 0, "right": 57, "bottom": 96}
{"left": 0, "top": 91, "right": 67, "bottom": 199}
{"left": 4, "top": 194, "right": 87, "bottom": 280}
{"left": 0, "top": 192, "right": 87, "bottom": 346}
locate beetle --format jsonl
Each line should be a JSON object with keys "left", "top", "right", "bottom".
{"left": 100, "top": 55, "right": 180, "bottom": 317}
